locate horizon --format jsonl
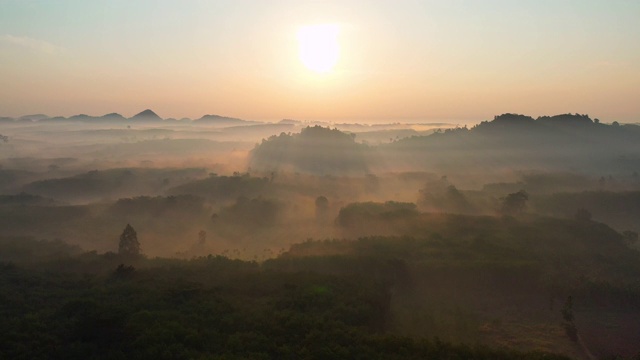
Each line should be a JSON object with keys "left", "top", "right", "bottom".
{"left": 2, "top": 3, "right": 640, "bottom": 357}
{"left": 1, "top": 1, "right": 639, "bottom": 123}
{"left": 4, "top": 108, "right": 632, "bottom": 126}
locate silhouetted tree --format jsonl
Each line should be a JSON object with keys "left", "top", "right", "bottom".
{"left": 113, "top": 264, "right": 136, "bottom": 279}
{"left": 118, "top": 224, "right": 141, "bottom": 256}
{"left": 500, "top": 190, "right": 528, "bottom": 215}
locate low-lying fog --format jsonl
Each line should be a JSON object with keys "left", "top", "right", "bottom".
{"left": 1, "top": 112, "right": 639, "bottom": 258}
{"left": 4, "top": 112, "right": 640, "bottom": 358}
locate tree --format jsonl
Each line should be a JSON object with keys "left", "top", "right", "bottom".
{"left": 118, "top": 224, "right": 141, "bottom": 256}
{"left": 0, "top": 134, "right": 8, "bottom": 143}
{"left": 500, "top": 190, "right": 528, "bottom": 215}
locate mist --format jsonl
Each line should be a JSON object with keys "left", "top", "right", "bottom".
{"left": 2, "top": 111, "right": 640, "bottom": 359}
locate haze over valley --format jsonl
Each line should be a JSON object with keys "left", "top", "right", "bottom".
{"left": 1, "top": 1, "right": 640, "bottom": 359}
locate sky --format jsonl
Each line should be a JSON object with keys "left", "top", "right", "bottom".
{"left": 0, "top": 0, "right": 639, "bottom": 123}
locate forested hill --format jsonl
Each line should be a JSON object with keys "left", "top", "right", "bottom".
{"left": 384, "top": 113, "right": 640, "bottom": 174}
{"left": 393, "top": 113, "right": 639, "bottom": 148}
{"left": 249, "top": 126, "right": 370, "bottom": 175}
{"left": 248, "top": 114, "right": 640, "bottom": 176}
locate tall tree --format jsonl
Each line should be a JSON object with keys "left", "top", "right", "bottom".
{"left": 118, "top": 224, "right": 141, "bottom": 256}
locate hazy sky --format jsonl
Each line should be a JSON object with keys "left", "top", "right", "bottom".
{"left": 1, "top": 0, "right": 639, "bottom": 123}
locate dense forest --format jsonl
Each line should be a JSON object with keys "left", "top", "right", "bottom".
{"left": 1, "top": 113, "right": 640, "bottom": 358}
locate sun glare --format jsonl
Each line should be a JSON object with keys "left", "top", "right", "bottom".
{"left": 297, "top": 24, "right": 340, "bottom": 74}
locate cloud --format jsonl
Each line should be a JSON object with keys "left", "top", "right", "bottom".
{"left": 0, "top": 34, "right": 63, "bottom": 54}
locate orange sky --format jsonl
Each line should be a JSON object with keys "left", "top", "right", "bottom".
{"left": 1, "top": 1, "right": 638, "bottom": 123}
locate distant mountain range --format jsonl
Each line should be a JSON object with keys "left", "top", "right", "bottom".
{"left": 1, "top": 111, "right": 631, "bottom": 130}
{"left": 194, "top": 114, "right": 260, "bottom": 126}
{"left": 0, "top": 109, "right": 262, "bottom": 125}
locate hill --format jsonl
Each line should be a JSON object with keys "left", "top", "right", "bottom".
{"left": 249, "top": 126, "right": 370, "bottom": 175}
{"left": 384, "top": 113, "right": 640, "bottom": 176}
{"left": 129, "top": 109, "right": 163, "bottom": 122}
{"left": 18, "top": 114, "right": 49, "bottom": 122}
{"left": 193, "top": 114, "right": 260, "bottom": 126}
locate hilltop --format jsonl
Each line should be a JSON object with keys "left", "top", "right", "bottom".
{"left": 384, "top": 113, "right": 640, "bottom": 176}
{"left": 249, "top": 125, "right": 370, "bottom": 175}
{"left": 129, "top": 109, "right": 162, "bottom": 122}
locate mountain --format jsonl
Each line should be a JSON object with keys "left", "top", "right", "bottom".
{"left": 194, "top": 114, "right": 260, "bottom": 126}
{"left": 100, "top": 113, "right": 127, "bottom": 122}
{"left": 38, "top": 113, "right": 127, "bottom": 123}
{"left": 130, "top": 109, "right": 163, "bottom": 122}
{"left": 68, "top": 114, "right": 92, "bottom": 121}
{"left": 19, "top": 114, "right": 49, "bottom": 122}
{"left": 39, "top": 116, "right": 70, "bottom": 122}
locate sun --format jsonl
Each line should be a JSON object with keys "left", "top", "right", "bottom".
{"left": 297, "top": 24, "right": 340, "bottom": 74}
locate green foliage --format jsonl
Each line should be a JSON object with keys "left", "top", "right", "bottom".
{"left": 0, "top": 250, "right": 571, "bottom": 360}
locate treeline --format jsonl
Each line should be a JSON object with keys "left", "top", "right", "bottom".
{"left": 0, "top": 239, "right": 571, "bottom": 360}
